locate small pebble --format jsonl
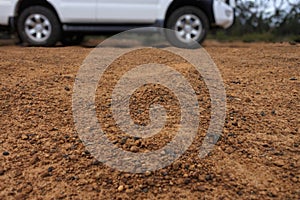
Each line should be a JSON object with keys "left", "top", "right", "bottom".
{"left": 70, "top": 176, "right": 78, "bottom": 180}
{"left": 290, "top": 77, "right": 297, "bottom": 81}
{"left": 48, "top": 167, "right": 54, "bottom": 172}
{"left": 196, "top": 186, "right": 206, "bottom": 192}
{"left": 21, "top": 134, "right": 29, "bottom": 140}
{"left": 118, "top": 185, "right": 124, "bottom": 192}
{"left": 162, "top": 171, "right": 168, "bottom": 176}
{"left": 273, "top": 160, "right": 285, "bottom": 167}
{"left": 130, "top": 146, "right": 139, "bottom": 152}
{"left": 125, "top": 188, "right": 134, "bottom": 193}
{"left": 65, "top": 86, "right": 70, "bottom": 91}
{"left": 205, "top": 174, "right": 213, "bottom": 181}
{"left": 91, "top": 160, "right": 101, "bottom": 165}
{"left": 268, "top": 191, "right": 278, "bottom": 197}
{"left": 3, "top": 151, "right": 9, "bottom": 156}
{"left": 184, "top": 178, "right": 191, "bottom": 184}
{"left": 232, "top": 121, "right": 238, "bottom": 126}
{"left": 120, "top": 137, "right": 128, "bottom": 145}
{"left": 228, "top": 132, "right": 236, "bottom": 137}
{"left": 145, "top": 171, "right": 151, "bottom": 176}
{"left": 134, "top": 140, "right": 141, "bottom": 147}
{"left": 291, "top": 177, "right": 298, "bottom": 183}
{"left": 245, "top": 97, "right": 251, "bottom": 103}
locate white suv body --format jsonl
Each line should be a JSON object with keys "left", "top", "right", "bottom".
{"left": 0, "top": 0, "right": 235, "bottom": 47}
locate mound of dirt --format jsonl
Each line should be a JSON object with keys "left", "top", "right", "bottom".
{"left": 0, "top": 41, "right": 299, "bottom": 199}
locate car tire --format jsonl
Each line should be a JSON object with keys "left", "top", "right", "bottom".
{"left": 61, "top": 34, "right": 84, "bottom": 46}
{"left": 17, "top": 6, "right": 61, "bottom": 46}
{"left": 166, "top": 6, "right": 209, "bottom": 48}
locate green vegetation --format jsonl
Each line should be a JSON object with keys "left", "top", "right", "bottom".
{"left": 209, "top": 30, "right": 299, "bottom": 43}
{"left": 210, "top": 0, "right": 300, "bottom": 43}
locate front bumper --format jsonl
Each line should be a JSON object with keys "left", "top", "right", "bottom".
{"left": 213, "top": 0, "right": 235, "bottom": 29}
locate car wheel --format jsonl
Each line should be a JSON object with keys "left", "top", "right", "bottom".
{"left": 166, "top": 6, "right": 209, "bottom": 48}
{"left": 61, "top": 34, "right": 84, "bottom": 46}
{"left": 17, "top": 6, "right": 61, "bottom": 46}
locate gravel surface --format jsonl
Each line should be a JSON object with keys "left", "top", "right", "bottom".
{"left": 0, "top": 40, "right": 299, "bottom": 199}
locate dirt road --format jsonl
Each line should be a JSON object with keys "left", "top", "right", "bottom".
{"left": 0, "top": 40, "right": 299, "bottom": 199}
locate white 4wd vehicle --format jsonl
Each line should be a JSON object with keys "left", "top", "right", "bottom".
{"left": 0, "top": 0, "right": 235, "bottom": 47}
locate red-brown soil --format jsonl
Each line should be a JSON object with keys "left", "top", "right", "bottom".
{"left": 0, "top": 39, "right": 299, "bottom": 199}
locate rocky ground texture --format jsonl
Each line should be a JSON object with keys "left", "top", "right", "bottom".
{"left": 0, "top": 39, "right": 299, "bottom": 199}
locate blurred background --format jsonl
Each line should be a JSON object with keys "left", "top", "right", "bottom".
{"left": 210, "top": 0, "right": 300, "bottom": 43}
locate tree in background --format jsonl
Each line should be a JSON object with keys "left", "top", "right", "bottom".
{"left": 220, "top": 0, "right": 300, "bottom": 41}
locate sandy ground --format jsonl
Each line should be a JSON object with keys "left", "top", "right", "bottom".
{"left": 0, "top": 39, "right": 299, "bottom": 200}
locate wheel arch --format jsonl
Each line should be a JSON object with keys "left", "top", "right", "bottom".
{"left": 164, "top": 0, "right": 215, "bottom": 28}
{"left": 15, "top": 0, "right": 61, "bottom": 23}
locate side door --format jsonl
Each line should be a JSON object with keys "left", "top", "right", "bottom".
{"left": 49, "top": 0, "right": 97, "bottom": 23}
{"left": 96, "top": 0, "right": 160, "bottom": 23}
